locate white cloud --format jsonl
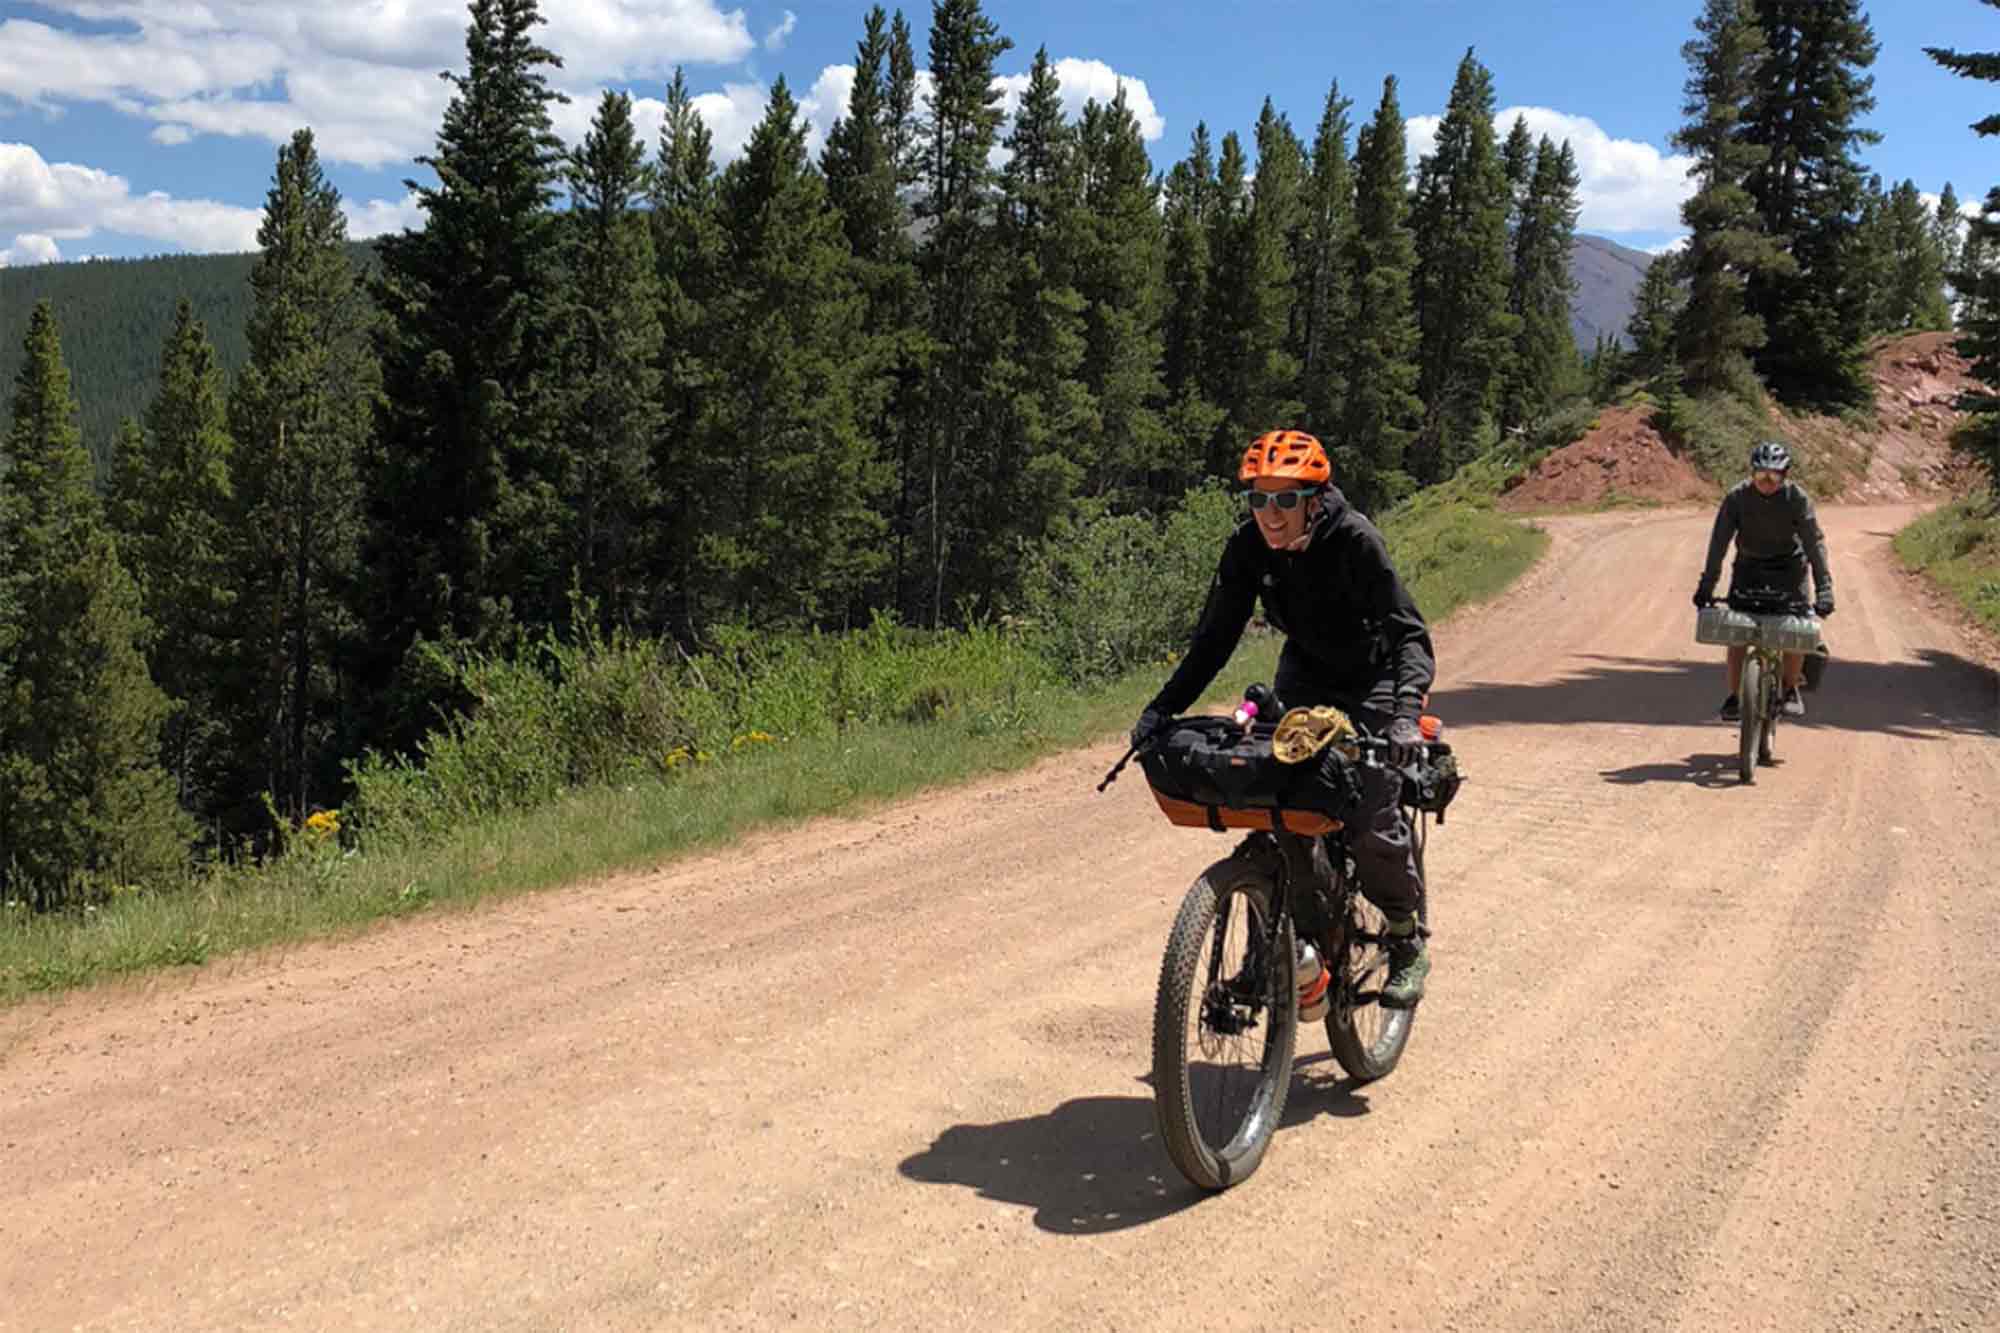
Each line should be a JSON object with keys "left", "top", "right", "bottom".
{"left": 1919, "top": 190, "right": 1982, "bottom": 221}
{"left": 1, "top": 232, "right": 61, "bottom": 266}
{"left": 1406, "top": 105, "right": 1696, "bottom": 237}
{"left": 1, "top": 140, "right": 261, "bottom": 254}
{"left": 764, "top": 10, "right": 797, "bottom": 52}
{"left": 342, "top": 191, "right": 426, "bottom": 241}
{"left": 2, "top": 1, "right": 758, "bottom": 169}
{"left": 992, "top": 59, "right": 1166, "bottom": 142}
{"left": 1646, "top": 236, "right": 1690, "bottom": 256}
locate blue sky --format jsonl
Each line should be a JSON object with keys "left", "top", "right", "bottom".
{"left": 2, "top": 0, "right": 1997, "bottom": 267}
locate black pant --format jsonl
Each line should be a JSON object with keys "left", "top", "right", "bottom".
{"left": 1272, "top": 657, "right": 1425, "bottom": 921}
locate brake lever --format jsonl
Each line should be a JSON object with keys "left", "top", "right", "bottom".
{"left": 1097, "top": 744, "right": 1140, "bottom": 793}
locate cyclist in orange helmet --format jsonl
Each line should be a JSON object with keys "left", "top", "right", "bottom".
{"left": 1133, "top": 429, "right": 1437, "bottom": 1007}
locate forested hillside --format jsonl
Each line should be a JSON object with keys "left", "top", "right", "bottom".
{"left": 0, "top": 244, "right": 377, "bottom": 464}
{"left": 0, "top": 0, "right": 1982, "bottom": 918}
{"left": 1, "top": 232, "right": 1643, "bottom": 468}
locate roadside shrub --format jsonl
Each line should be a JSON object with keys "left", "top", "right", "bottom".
{"left": 344, "top": 610, "right": 1061, "bottom": 849}
{"left": 1016, "top": 482, "right": 1239, "bottom": 683}
{"left": 1655, "top": 389, "right": 1767, "bottom": 485}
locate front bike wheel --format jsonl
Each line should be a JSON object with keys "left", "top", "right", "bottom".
{"left": 1738, "top": 654, "right": 1764, "bottom": 784}
{"left": 1324, "top": 876, "right": 1421, "bottom": 1082}
{"left": 1153, "top": 857, "right": 1297, "bottom": 1191}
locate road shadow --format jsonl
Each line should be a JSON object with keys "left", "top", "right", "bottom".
{"left": 899, "top": 1092, "right": 1201, "bottom": 1233}
{"left": 899, "top": 1058, "right": 1373, "bottom": 1232}
{"left": 1601, "top": 752, "right": 1773, "bottom": 787}
{"left": 1434, "top": 648, "right": 1997, "bottom": 740}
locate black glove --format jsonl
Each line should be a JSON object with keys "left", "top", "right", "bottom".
{"left": 1131, "top": 707, "right": 1170, "bottom": 752}
{"left": 1386, "top": 715, "right": 1424, "bottom": 766}
{"left": 1693, "top": 584, "right": 1716, "bottom": 610}
{"left": 1814, "top": 593, "right": 1834, "bottom": 618}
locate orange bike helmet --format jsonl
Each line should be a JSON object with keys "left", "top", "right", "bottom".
{"left": 1239, "top": 429, "right": 1332, "bottom": 486}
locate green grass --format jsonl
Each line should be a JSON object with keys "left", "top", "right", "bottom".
{"left": 1894, "top": 492, "right": 2000, "bottom": 636}
{"left": 0, "top": 495, "right": 1549, "bottom": 1005}
{"left": 0, "top": 636, "right": 1280, "bottom": 1003}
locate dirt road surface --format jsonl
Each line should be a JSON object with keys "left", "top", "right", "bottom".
{"left": 5, "top": 505, "right": 1997, "bottom": 1332}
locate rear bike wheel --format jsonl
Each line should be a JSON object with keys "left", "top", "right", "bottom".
{"left": 1738, "top": 653, "right": 1764, "bottom": 784}
{"left": 1758, "top": 674, "right": 1778, "bottom": 766}
{"left": 1324, "top": 867, "right": 1421, "bottom": 1082}
{"left": 1152, "top": 856, "right": 1297, "bottom": 1191}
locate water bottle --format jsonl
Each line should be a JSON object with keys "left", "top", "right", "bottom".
{"left": 1296, "top": 941, "right": 1331, "bottom": 1023}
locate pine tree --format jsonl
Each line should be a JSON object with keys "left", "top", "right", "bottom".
{"left": 1298, "top": 82, "right": 1356, "bottom": 441}
{"left": 563, "top": 91, "right": 663, "bottom": 632}
{"left": 825, "top": 11, "right": 930, "bottom": 615}
{"left": 1625, "top": 252, "right": 1686, "bottom": 393}
{"left": 1206, "top": 106, "right": 1304, "bottom": 466}
{"left": 1927, "top": 15, "right": 2000, "bottom": 487}
{"left": 982, "top": 47, "right": 1088, "bottom": 565}
{"left": 1411, "top": 49, "right": 1518, "bottom": 481}
{"left": 1742, "top": 0, "right": 1881, "bottom": 408}
{"left": 698, "top": 78, "right": 884, "bottom": 627}
{"left": 1672, "top": 0, "right": 1789, "bottom": 398}
{"left": 1339, "top": 77, "right": 1424, "bottom": 510}
{"left": 1882, "top": 178, "right": 1954, "bottom": 331}
{"left": 822, "top": 7, "right": 926, "bottom": 610}
{"left": 1936, "top": 182, "right": 1966, "bottom": 286}
{"left": 226, "top": 129, "right": 378, "bottom": 828}
{"left": 1073, "top": 86, "right": 1169, "bottom": 507}
{"left": 913, "top": 0, "right": 1012, "bottom": 622}
{"left": 366, "top": 0, "right": 570, "bottom": 745}
{"left": 650, "top": 68, "right": 725, "bottom": 642}
{"left": 0, "top": 302, "right": 188, "bottom": 909}
{"left": 105, "top": 297, "right": 235, "bottom": 816}
{"left": 1500, "top": 115, "right": 1537, "bottom": 235}
{"left": 1504, "top": 137, "right": 1584, "bottom": 431}
{"left": 1851, "top": 173, "right": 1895, "bottom": 334}
{"left": 1160, "top": 124, "right": 1227, "bottom": 479}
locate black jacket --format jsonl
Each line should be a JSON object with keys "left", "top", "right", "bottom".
{"left": 1697, "top": 479, "right": 1833, "bottom": 597}
{"left": 1148, "top": 487, "right": 1436, "bottom": 721}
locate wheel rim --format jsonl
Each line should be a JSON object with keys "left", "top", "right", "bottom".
{"left": 1184, "top": 886, "right": 1285, "bottom": 1158}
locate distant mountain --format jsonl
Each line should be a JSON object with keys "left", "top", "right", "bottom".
{"left": 5, "top": 233, "right": 1662, "bottom": 463}
{"left": 1570, "top": 233, "right": 1659, "bottom": 352}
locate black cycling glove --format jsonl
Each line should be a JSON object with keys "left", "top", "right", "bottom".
{"left": 1131, "top": 707, "right": 1170, "bottom": 752}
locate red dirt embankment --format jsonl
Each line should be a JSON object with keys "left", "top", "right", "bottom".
{"left": 1498, "top": 405, "right": 1717, "bottom": 511}
{"left": 1500, "top": 331, "right": 1979, "bottom": 512}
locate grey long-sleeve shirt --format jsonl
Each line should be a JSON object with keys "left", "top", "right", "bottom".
{"left": 1698, "top": 479, "right": 1833, "bottom": 597}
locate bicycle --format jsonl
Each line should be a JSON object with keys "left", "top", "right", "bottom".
{"left": 1696, "top": 587, "right": 1823, "bottom": 785}
{"left": 1099, "top": 698, "right": 1458, "bottom": 1190}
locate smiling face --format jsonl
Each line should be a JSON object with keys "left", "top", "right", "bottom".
{"left": 1250, "top": 477, "right": 1317, "bottom": 550}
{"left": 1752, "top": 467, "right": 1785, "bottom": 496}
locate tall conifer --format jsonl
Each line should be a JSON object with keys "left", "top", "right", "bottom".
{"left": 1742, "top": 0, "right": 1881, "bottom": 407}
{"left": 1672, "top": 0, "right": 1788, "bottom": 398}
{"left": 226, "top": 129, "right": 377, "bottom": 828}
{"left": 1411, "top": 49, "right": 1517, "bottom": 481}
{"left": 0, "top": 303, "right": 187, "bottom": 908}
{"left": 107, "top": 298, "right": 234, "bottom": 815}
{"left": 1927, "top": 14, "right": 2000, "bottom": 487}
{"left": 366, "top": 0, "right": 569, "bottom": 745}
{"left": 564, "top": 91, "right": 663, "bottom": 631}
{"left": 1340, "top": 77, "right": 1423, "bottom": 509}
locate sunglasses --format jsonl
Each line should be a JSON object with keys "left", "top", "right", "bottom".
{"left": 1242, "top": 487, "right": 1320, "bottom": 511}
{"left": 1752, "top": 468, "right": 1786, "bottom": 482}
